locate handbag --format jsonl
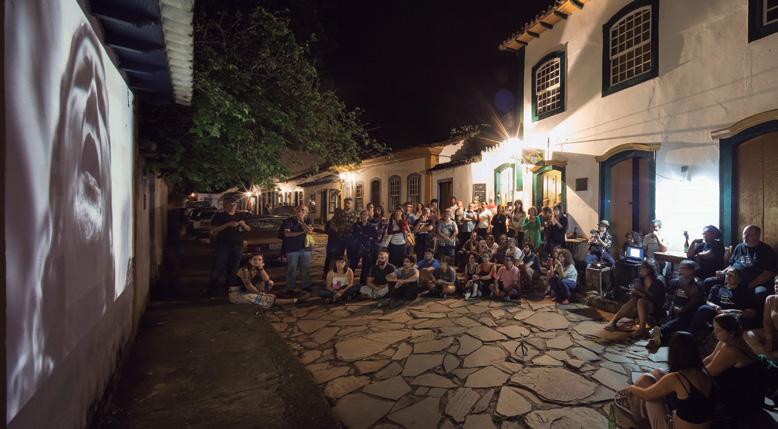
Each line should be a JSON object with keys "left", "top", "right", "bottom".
{"left": 304, "top": 234, "right": 316, "bottom": 248}
{"left": 406, "top": 233, "right": 416, "bottom": 247}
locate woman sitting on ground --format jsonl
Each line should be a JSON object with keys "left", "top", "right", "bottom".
{"left": 624, "top": 331, "right": 715, "bottom": 429}
{"left": 463, "top": 253, "right": 480, "bottom": 299}
{"left": 745, "top": 275, "right": 778, "bottom": 360}
{"left": 704, "top": 313, "right": 768, "bottom": 426}
{"left": 470, "top": 251, "right": 497, "bottom": 299}
{"left": 548, "top": 248, "right": 577, "bottom": 305}
{"left": 458, "top": 230, "right": 480, "bottom": 268}
{"left": 321, "top": 256, "right": 358, "bottom": 303}
{"left": 386, "top": 255, "right": 420, "bottom": 308}
{"left": 229, "top": 254, "right": 299, "bottom": 307}
{"left": 607, "top": 261, "right": 666, "bottom": 338}
{"left": 484, "top": 234, "right": 499, "bottom": 257}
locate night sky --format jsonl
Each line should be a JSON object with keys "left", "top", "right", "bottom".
{"left": 306, "top": 1, "right": 554, "bottom": 149}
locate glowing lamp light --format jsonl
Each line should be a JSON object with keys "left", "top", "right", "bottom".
{"left": 504, "top": 137, "right": 521, "bottom": 146}
{"left": 339, "top": 171, "right": 356, "bottom": 183}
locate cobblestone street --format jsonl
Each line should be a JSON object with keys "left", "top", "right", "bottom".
{"left": 270, "top": 255, "right": 668, "bottom": 429}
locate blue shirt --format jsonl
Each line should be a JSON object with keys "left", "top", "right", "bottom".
{"left": 417, "top": 258, "right": 440, "bottom": 270}
{"left": 282, "top": 216, "right": 313, "bottom": 253}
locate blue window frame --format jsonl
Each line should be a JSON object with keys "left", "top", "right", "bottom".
{"left": 531, "top": 51, "right": 566, "bottom": 121}
{"left": 602, "top": 0, "right": 659, "bottom": 97}
{"left": 749, "top": 0, "right": 778, "bottom": 42}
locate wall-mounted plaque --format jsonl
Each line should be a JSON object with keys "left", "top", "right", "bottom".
{"left": 472, "top": 183, "right": 486, "bottom": 203}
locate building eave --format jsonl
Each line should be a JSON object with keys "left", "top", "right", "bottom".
{"left": 499, "top": 0, "right": 591, "bottom": 52}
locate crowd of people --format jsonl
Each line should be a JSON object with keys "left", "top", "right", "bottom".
{"left": 207, "top": 195, "right": 778, "bottom": 427}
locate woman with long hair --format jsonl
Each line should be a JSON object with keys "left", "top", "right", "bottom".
{"left": 321, "top": 256, "right": 357, "bottom": 303}
{"left": 623, "top": 332, "right": 715, "bottom": 429}
{"left": 413, "top": 207, "right": 434, "bottom": 257}
{"left": 510, "top": 200, "right": 526, "bottom": 244}
{"left": 606, "top": 261, "right": 666, "bottom": 337}
{"left": 385, "top": 208, "right": 409, "bottom": 266}
{"left": 548, "top": 248, "right": 577, "bottom": 305}
{"left": 491, "top": 205, "right": 508, "bottom": 240}
{"left": 522, "top": 206, "right": 542, "bottom": 251}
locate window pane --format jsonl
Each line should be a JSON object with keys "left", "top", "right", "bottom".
{"left": 535, "top": 57, "right": 562, "bottom": 116}
{"left": 609, "top": 6, "right": 652, "bottom": 87}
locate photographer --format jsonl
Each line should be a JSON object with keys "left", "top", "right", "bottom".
{"left": 584, "top": 220, "right": 614, "bottom": 266}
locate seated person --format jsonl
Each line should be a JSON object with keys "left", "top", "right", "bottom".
{"left": 621, "top": 231, "right": 643, "bottom": 259}
{"left": 321, "top": 256, "right": 358, "bottom": 303}
{"left": 489, "top": 255, "right": 522, "bottom": 301}
{"left": 643, "top": 219, "right": 669, "bottom": 278}
{"left": 623, "top": 332, "right": 715, "bottom": 429}
{"left": 584, "top": 220, "right": 614, "bottom": 266}
{"left": 648, "top": 260, "right": 705, "bottom": 349}
{"left": 417, "top": 248, "right": 440, "bottom": 286}
{"left": 458, "top": 231, "right": 480, "bottom": 268}
{"left": 229, "top": 254, "right": 298, "bottom": 307}
{"left": 360, "top": 249, "right": 395, "bottom": 299}
{"left": 473, "top": 251, "right": 497, "bottom": 298}
{"left": 503, "top": 237, "right": 524, "bottom": 264}
{"left": 691, "top": 267, "right": 758, "bottom": 339}
{"left": 493, "top": 234, "right": 509, "bottom": 264}
{"left": 484, "top": 234, "right": 499, "bottom": 257}
{"left": 522, "top": 242, "right": 541, "bottom": 279}
{"left": 386, "top": 255, "right": 420, "bottom": 308}
{"left": 463, "top": 253, "right": 481, "bottom": 299}
{"left": 705, "top": 314, "right": 768, "bottom": 426}
{"left": 685, "top": 225, "right": 725, "bottom": 282}
{"left": 543, "top": 245, "right": 561, "bottom": 273}
{"left": 548, "top": 248, "right": 577, "bottom": 305}
{"left": 707, "top": 224, "right": 776, "bottom": 303}
{"left": 426, "top": 256, "right": 457, "bottom": 298}
{"left": 744, "top": 275, "right": 778, "bottom": 360}
{"left": 606, "top": 261, "right": 666, "bottom": 338}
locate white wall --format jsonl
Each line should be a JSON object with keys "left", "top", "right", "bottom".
{"left": 519, "top": 0, "right": 778, "bottom": 249}
{"left": 347, "top": 157, "right": 429, "bottom": 209}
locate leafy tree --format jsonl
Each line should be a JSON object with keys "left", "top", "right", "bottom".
{"left": 141, "top": 4, "right": 379, "bottom": 194}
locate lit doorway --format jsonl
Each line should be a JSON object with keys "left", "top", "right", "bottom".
{"left": 494, "top": 163, "right": 515, "bottom": 206}
{"left": 532, "top": 162, "right": 566, "bottom": 210}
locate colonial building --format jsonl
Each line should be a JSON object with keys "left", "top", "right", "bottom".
{"left": 468, "top": 0, "right": 778, "bottom": 252}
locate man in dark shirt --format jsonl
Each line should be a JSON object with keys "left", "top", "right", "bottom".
{"left": 207, "top": 198, "right": 251, "bottom": 296}
{"left": 360, "top": 249, "right": 395, "bottom": 299}
{"left": 282, "top": 205, "right": 314, "bottom": 292}
{"left": 686, "top": 225, "right": 725, "bottom": 280}
{"left": 352, "top": 209, "right": 379, "bottom": 285}
{"left": 648, "top": 260, "right": 704, "bottom": 348}
{"left": 691, "top": 267, "right": 759, "bottom": 337}
{"left": 707, "top": 224, "right": 777, "bottom": 303}
{"left": 542, "top": 204, "right": 568, "bottom": 258}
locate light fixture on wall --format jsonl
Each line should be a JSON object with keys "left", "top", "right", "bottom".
{"left": 680, "top": 165, "right": 691, "bottom": 182}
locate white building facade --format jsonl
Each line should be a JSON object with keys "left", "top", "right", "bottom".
{"left": 492, "top": 0, "right": 778, "bottom": 251}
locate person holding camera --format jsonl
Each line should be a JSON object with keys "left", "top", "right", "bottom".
{"left": 584, "top": 219, "right": 614, "bottom": 266}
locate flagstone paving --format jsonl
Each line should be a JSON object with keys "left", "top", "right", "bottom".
{"left": 268, "top": 297, "right": 666, "bottom": 428}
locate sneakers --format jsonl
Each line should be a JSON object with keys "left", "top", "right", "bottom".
{"left": 646, "top": 327, "right": 662, "bottom": 349}
{"left": 464, "top": 291, "right": 472, "bottom": 300}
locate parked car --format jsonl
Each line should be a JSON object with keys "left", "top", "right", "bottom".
{"left": 271, "top": 205, "right": 296, "bottom": 218}
{"left": 192, "top": 209, "right": 217, "bottom": 236}
{"left": 242, "top": 216, "right": 286, "bottom": 261}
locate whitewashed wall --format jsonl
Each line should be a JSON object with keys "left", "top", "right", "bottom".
{"left": 517, "top": 0, "right": 778, "bottom": 249}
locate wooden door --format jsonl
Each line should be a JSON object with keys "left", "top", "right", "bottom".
{"left": 542, "top": 170, "right": 562, "bottom": 206}
{"left": 610, "top": 159, "right": 632, "bottom": 255}
{"left": 438, "top": 180, "right": 453, "bottom": 207}
{"left": 736, "top": 132, "right": 778, "bottom": 250}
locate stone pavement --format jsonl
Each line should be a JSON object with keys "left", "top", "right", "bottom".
{"left": 269, "top": 296, "right": 667, "bottom": 428}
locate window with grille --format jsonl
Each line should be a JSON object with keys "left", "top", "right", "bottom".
{"left": 329, "top": 190, "right": 340, "bottom": 214}
{"left": 407, "top": 174, "right": 421, "bottom": 204}
{"left": 388, "top": 176, "right": 401, "bottom": 210}
{"left": 750, "top": 0, "right": 778, "bottom": 41}
{"left": 370, "top": 180, "right": 381, "bottom": 206}
{"left": 531, "top": 51, "right": 565, "bottom": 121}
{"left": 355, "top": 183, "right": 364, "bottom": 211}
{"left": 603, "top": 0, "right": 658, "bottom": 96}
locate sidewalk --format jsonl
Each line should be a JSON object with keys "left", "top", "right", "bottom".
{"left": 99, "top": 237, "right": 336, "bottom": 429}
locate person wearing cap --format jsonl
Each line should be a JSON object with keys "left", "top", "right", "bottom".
{"left": 686, "top": 225, "right": 725, "bottom": 281}
{"left": 647, "top": 259, "right": 705, "bottom": 349}
{"left": 584, "top": 219, "right": 614, "bottom": 266}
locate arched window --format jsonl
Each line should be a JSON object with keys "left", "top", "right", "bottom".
{"left": 388, "top": 175, "right": 401, "bottom": 210}
{"left": 370, "top": 179, "right": 381, "bottom": 206}
{"left": 532, "top": 51, "right": 565, "bottom": 121}
{"left": 354, "top": 183, "right": 364, "bottom": 211}
{"left": 407, "top": 173, "right": 421, "bottom": 204}
{"left": 603, "top": 0, "right": 658, "bottom": 96}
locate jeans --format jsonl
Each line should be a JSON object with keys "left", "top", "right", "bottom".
{"left": 209, "top": 245, "right": 243, "bottom": 294}
{"left": 388, "top": 243, "right": 407, "bottom": 267}
{"left": 585, "top": 251, "right": 615, "bottom": 266}
{"left": 550, "top": 277, "right": 577, "bottom": 301}
{"left": 286, "top": 250, "right": 311, "bottom": 290}
{"left": 390, "top": 281, "right": 420, "bottom": 302}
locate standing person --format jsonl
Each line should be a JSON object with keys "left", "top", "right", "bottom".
{"left": 228, "top": 254, "right": 299, "bottom": 306}
{"left": 413, "top": 208, "right": 434, "bottom": 257}
{"left": 436, "top": 209, "right": 459, "bottom": 260}
{"left": 340, "top": 198, "right": 359, "bottom": 266}
{"left": 510, "top": 200, "right": 526, "bottom": 244}
{"left": 323, "top": 209, "right": 342, "bottom": 279}
{"left": 207, "top": 197, "right": 251, "bottom": 296}
{"left": 491, "top": 205, "right": 509, "bottom": 240}
{"left": 413, "top": 202, "right": 424, "bottom": 220}
{"left": 543, "top": 204, "right": 568, "bottom": 259}
{"left": 352, "top": 209, "right": 379, "bottom": 285}
{"left": 370, "top": 205, "right": 387, "bottom": 242}
{"left": 606, "top": 261, "right": 666, "bottom": 337}
{"left": 360, "top": 249, "right": 395, "bottom": 299}
{"left": 321, "top": 256, "right": 358, "bottom": 303}
{"left": 686, "top": 225, "right": 725, "bottom": 281}
{"left": 647, "top": 260, "right": 705, "bottom": 349}
{"left": 281, "top": 205, "right": 314, "bottom": 293}
{"left": 385, "top": 208, "right": 409, "bottom": 266}
{"left": 476, "top": 202, "right": 492, "bottom": 238}
{"left": 522, "top": 207, "right": 543, "bottom": 252}
{"left": 625, "top": 332, "right": 715, "bottom": 429}
{"left": 404, "top": 202, "right": 417, "bottom": 227}
{"left": 461, "top": 202, "right": 477, "bottom": 243}
{"left": 548, "top": 249, "right": 577, "bottom": 305}
{"left": 386, "top": 255, "right": 420, "bottom": 308}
